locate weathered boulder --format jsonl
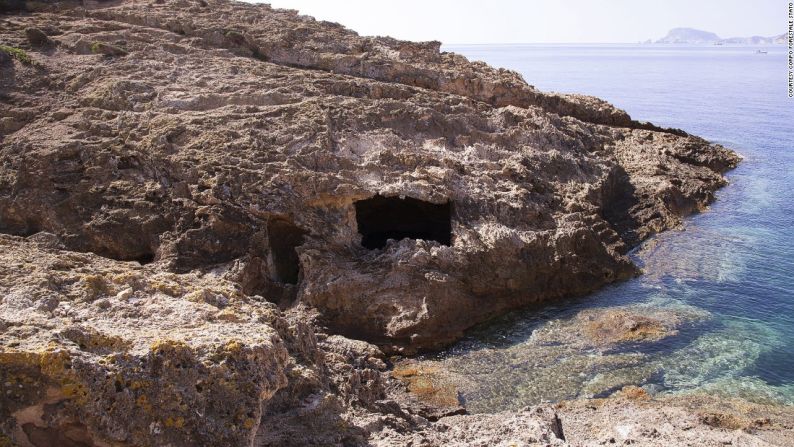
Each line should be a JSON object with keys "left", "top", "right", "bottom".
{"left": 0, "top": 234, "right": 404, "bottom": 447}
{"left": 23, "top": 27, "right": 52, "bottom": 47}
{"left": 0, "top": 234, "right": 295, "bottom": 445}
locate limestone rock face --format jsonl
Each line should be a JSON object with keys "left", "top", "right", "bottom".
{"left": 0, "top": 234, "right": 292, "bottom": 446}
{"left": 0, "top": 0, "right": 738, "bottom": 355}
{"left": 0, "top": 0, "right": 749, "bottom": 445}
{"left": 0, "top": 234, "right": 398, "bottom": 447}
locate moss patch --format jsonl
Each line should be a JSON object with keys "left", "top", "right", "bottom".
{"left": 0, "top": 45, "right": 34, "bottom": 65}
{"left": 90, "top": 41, "right": 128, "bottom": 57}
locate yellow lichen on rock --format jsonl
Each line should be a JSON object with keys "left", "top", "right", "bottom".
{"left": 79, "top": 274, "right": 114, "bottom": 300}
{"left": 164, "top": 416, "right": 186, "bottom": 428}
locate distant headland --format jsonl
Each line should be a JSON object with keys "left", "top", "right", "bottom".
{"left": 649, "top": 27, "right": 785, "bottom": 44}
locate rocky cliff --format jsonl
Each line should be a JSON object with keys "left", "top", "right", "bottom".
{"left": 0, "top": 1, "right": 778, "bottom": 446}
{"left": 655, "top": 27, "right": 784, "bottom": 45}
{"left": 656, "top": 28, "right": 721, "bottom": 44}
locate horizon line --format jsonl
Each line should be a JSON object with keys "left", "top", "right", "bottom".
{"left": 441, "top": 41, "right": 783, "bottom": 46}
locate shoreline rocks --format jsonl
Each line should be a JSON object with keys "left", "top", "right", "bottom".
{"left": 0, "top": 0, "right": 774, "bottom": 445}
{"left": 0, "top": 0, "right": 739, "bottom": 355}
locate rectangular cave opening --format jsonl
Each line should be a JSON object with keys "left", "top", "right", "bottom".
{"left": 354, "top": 195, "right": 452, "bottom": 250}
{"left": 267, "top": 219, "right": 306, "bottom": 285}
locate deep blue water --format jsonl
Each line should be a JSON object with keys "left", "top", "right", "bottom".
{"left": 431, "top": 44, "right": 794, "bottom": 411}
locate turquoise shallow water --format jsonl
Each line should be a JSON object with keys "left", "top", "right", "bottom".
{"left": 429, "top": 44, "right": 794, "bottom": 412}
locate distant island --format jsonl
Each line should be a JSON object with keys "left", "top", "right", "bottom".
{"left": 651, "top": 27, "right": 785, "bottom": 44}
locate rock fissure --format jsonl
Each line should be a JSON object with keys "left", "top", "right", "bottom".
{"left": 267, "top": 218, "right": 306, "bottom": 285}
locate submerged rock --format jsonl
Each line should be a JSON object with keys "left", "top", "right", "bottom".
{"left": 532, "top": 305, "right": 707, "bottom": 349}
{"left": 397, "top": 304, "right": 708, "bottom": 412}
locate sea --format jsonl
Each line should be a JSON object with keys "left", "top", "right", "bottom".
{"left": 424, "top": 43, "right": 794, "bottom": 413}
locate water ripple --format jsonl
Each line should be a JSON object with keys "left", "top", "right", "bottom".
{"left": 427, "top": 43, "right": 794, "bottom": 412}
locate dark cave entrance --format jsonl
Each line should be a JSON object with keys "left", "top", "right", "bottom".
{"left": 354, "top": 195, "right": 452, "bottom": 250}
{"left": 267, "top": 219, "right": 306, "bottom": 284}
{"left": 135, "top": 252, "right": 156, "bottom": 265}
{"left": 0, "top": 218, "right": 41, "bottom": 238}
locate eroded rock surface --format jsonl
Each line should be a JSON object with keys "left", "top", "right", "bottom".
{"left": 0, "top": 0, "right": 771, "bottom": 445}
{"left": 557, "top": 390, "right": 794, "bottom": 447}
{"left": 0, "top": 0, "right": 738, "bottom": 355}
{"left": 0, "top": 234, "right": 294, "bottom": 446}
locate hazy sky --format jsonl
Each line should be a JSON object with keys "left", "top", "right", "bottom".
{"left": 254, "top": 0, "right": 784, "bottom": 44}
